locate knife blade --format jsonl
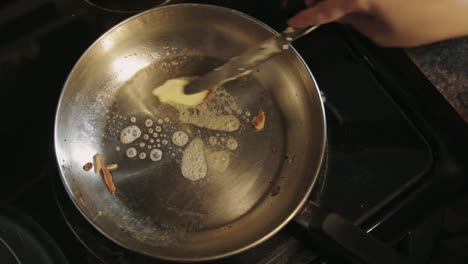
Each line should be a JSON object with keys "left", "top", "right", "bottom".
{"left": 183, "top": 25, "right": 319, "bottom": 95}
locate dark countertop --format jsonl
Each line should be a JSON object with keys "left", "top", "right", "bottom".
{"left": 406, "top": 37, "right": 468, "bottom": 122}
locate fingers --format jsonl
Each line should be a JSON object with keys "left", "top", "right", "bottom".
{"left": 338, "top": 14, "right": 403, "bottom": 47}
{"left": 340, "top": 14, "right": 386, "bottom": 42}
{"left": 289, "top": 0, "right": 367, "bottom": 28}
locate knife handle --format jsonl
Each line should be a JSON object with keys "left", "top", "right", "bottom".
{"left": 281, "top": 25, "right": 320, "bottom": 42}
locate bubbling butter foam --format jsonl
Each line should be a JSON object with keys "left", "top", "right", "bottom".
{"left": 153, "top": 77, "right": 242, "bottom": 132}
{"left": 181, "top": 138, "right": 208, "bottom": 181}
{"left": 152, "top": 78, "right": 208, "bottom": 107}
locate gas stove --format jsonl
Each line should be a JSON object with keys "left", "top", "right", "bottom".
{"left": 1, "top": 1, "right": 467, "bottom": 263}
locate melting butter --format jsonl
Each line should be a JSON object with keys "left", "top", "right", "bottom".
{"left": 152, "top": 78, "right": 209, "bottom": 106}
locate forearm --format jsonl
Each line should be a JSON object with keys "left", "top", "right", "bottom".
{"left": 375, "top": 0, "right": 468, "bottom": 46}
{"left": 289, "top": 0, "right": 468, "bottom": 47}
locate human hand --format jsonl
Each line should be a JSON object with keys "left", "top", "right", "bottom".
{"left": 288, "top": 0, "right": 468, "bottom": 47}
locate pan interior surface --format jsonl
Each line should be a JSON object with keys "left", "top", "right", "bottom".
{"left": 54, "top": 4, "right": 325, "bottom": 261}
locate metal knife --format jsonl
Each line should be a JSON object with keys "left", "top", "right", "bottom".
{"left": 183, "top": 25, "right": 320, "bottom": 95}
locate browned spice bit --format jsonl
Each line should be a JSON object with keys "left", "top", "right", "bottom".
{"left": 251, "top": 109, "right": 265, "bottom": 131}
{"left": 271, "top": 147, "right": 278, "bottom": 153}
{"left": 83, "top": 162, "right": 93, "bottom": 171}
{"left": 93, "top": 153, "right": 117, "bottom": 194}
{"left": 271, "top": 185, "right": 281, "bottom": 197}
{"left": 200, "top": 88, "right": 216, "bottom": 104}
{"left": 101, "top": 164, "right": 116, "bottom": 194}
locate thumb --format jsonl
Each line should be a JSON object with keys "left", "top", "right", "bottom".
{"left": 289, "top": 0, "right": 364, "bottom": 28}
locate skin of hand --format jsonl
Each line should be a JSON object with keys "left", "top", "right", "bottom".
{"left": 288, "top": 0, "right": 468, "bottom": 47}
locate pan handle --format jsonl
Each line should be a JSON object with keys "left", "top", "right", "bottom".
{"left": 295, "top": 201, "right": 409, "bottom": 264}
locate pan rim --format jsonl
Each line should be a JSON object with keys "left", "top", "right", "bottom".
{"left": 54, "top": 3, "right": 327, "bottom": 262}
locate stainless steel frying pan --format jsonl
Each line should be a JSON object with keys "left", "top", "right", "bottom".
{"left": 55, "top": 4, "right": 407, "bottom": 263}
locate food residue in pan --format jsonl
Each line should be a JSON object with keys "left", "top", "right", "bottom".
{"left": 83, "top": 162, "right": 93, "bottom": 171}
{"left": 101, "top": 167, "right": 116, "bottom": 193}
{"left": 271, "top": 185, "right": 280, "bottom": 196}
{"left": 251, "top": 109, "right": 265, "bottom": 131}
{"left": 92, "top": 154, "right": 117, "bottom": 193}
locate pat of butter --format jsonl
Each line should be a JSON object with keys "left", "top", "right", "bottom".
{"left": 152, "top": 78, "right": 209, "bottom": 106}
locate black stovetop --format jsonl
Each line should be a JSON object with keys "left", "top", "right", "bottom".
{"left": 1, "top": 1, "right": 467, "bottom": 263}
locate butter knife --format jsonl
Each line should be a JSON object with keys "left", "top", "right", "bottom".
{"left": 184, "top": 25, "right": 320, "bottom": 94}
